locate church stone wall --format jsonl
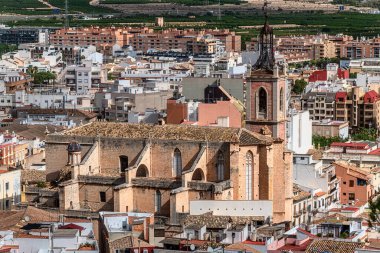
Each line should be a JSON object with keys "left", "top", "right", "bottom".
{"left": 78, "top": 183, "right": 114, "bottom": 212}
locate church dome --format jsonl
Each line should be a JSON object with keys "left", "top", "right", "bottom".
{"left": 67, "top": 141, "right": 82, "bottom": 152}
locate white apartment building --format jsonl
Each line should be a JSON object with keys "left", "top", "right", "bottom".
{"left": 65, "top": 60, "right": 107, "bottom": 94}
{"left": 0, "top": 222, "right": 99, "bottom": 253}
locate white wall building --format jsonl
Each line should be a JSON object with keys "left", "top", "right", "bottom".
{"left": 287, "top": 110, "right": 313, "bottom": 154}
{"left": 0, "top": 169, "right": 21, "bottom": 210}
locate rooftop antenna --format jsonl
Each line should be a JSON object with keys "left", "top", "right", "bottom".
{"left": 65, "top": 0, "right": 69, "bottom": 29}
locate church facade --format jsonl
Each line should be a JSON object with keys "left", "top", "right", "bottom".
{"left": 46, "top": 122, "right": 293, "bottom": 224}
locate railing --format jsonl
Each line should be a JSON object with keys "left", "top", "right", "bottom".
{"left": 329, "top": 187, "right": 337, "bottom": 195}
{"left": 329, "top": 175, "right": 337, "bottom": 182}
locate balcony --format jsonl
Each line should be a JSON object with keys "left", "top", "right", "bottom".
{"left": 293, "top": 210, "right": 303, "bottom": 217}
{"left": 328, "top": 187, "right": 337, "bottom": 195}
{"left": 329, "top": 175, "right": 337, "bottom": 182}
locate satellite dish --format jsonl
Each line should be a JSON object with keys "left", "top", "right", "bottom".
{"left": 207, "top": 247, "right": 214, "bottom": 252}
{"left": 24, "top": 216, "right": 30, "bottom": 222}
{"left": 190, "top": 244, "right": 195, "bottom": 251}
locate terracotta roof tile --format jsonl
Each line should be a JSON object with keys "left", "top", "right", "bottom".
{"left": 306, "top": 239, "right": 364, "bottom": 253}
{"left": 62, "top": 122, "right": 271, "bottom": 144}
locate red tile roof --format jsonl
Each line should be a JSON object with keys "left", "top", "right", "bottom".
{"left": 59, "top": 223, "right": 85, "bottom": 231}
{"left": 242, "top": 240, "right": 265, "bottom": 245}
{"left": 309, "top": 70, "right": 328, "bottom": 82}
{"left": 306, "top": 239, "right": 364, "bottom": 253}
{"left": 364, "top": 90, "right": 379, "bottom": 103}
{"left": 278, "top": 238, "right": 313, "bottom": 251}
{"left": 297, "top": 228, "right": 318, "bottom": 238}
{"left": 336, "top": 91, "right": 348, "bottom": 102}
{"left": 369, "top": 148, "right": 380, "bottom": 155}
{"left": 314, "top": 191, "right": 326, "bottom": 197}
{"left": 330, "top": 142, "right": 369, "bottom": 149}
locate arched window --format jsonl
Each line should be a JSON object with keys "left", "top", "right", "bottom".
{"left": 245, "top": 152, "right": 253, "bottom": 200}
{"left": 119, "top": 156, "right": 128, "bottom": 172}
{"left": 155, "top": 190, "right": 162, "bottom": 213}
{"left": 280, "top": 88, "right": 284, "bottom": 112}
{"left": 192, "top": 168, "right": 205, "bottom": 181}
{"left": 257, "top": 87, "right": 267, "bottom": 119}
{"left": 136, "top": 164, "right": 148, "bottom": 177}
{"left": 217, "top": 152, "right": 224, "bottom": 181}
{"left": 173, "top": 148, "right": 182, "bottom": 177}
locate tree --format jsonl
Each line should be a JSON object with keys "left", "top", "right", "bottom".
{"left": 349, "top": 72, "right": 357, "bottom": 78}
{"left": 26, "top": 66, "right": 38, "bottom": 77}
{"left": 312, "top": 135, "right": 346, "bottom": 149}
{"left": 33, "top": 71, "right": 56, "bottom": 85}
{"left": 368, "top": 197, "right": 380, "bottom": 227}
{"left": 292, "top": 79, "right": 307, "bottom": 94}
{"left": 352, "top": 127, "right": 377, "bottom": 141}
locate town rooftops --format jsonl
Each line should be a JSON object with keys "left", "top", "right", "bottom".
{"left": 0, "top": 124, "right": 65, "bottom": 140}
{"left": 312, "top": 120, "right": 348, "bottom": 126}
{"left": 182, "top": 212, "right": 264, "bottom": 230}
{"left": 305, "top": 239, "right": 364, "bottom": 253}
{"left": 277, "top": 238, "right": 313, "bottom": 252}
{"left": 108, "top": 235, "right": 153, "bottom": 251}
{"left": 330, "top": 142, "right": 370, "bottom": 149}
{"left": 0, "top": 206, "right": 59, "bottom": 231}
{"left": 333, "top": 161, "right": 370, "bottom": 180}
{"left": 17, "top": 108, "right": 97, "bottom": 120}
{"left": 293, "top": 184, "right": 311, "bottom": 202}
{"left": 302, "top": 92, "right": 336, "bottom": 103}
{"left": 225, "top": 242, "right": 261, "bottom": 253}
{"left": 313, "top": 213, "right": 360, "bottom": 225}
{"left": 62, "top": 122, "right": 273, "bottom": 144}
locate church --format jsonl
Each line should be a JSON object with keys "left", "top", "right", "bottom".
{"left": 46, "top": 121, "right": 292, "bottom": 224}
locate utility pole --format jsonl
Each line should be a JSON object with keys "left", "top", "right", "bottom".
{"left": 65, "top": 0, "right": 69, "bottom": 29}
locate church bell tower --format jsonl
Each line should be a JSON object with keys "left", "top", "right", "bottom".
{"left": 245, "top": 1, "right": 287, "bottom": 140}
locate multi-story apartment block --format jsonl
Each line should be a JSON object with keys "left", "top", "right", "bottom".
{"left": 0, "top": 27, "right": 41, "bottom": 45}
{"left": 49, "top": 27, "right": 241, "bottom": 55}
{"left": 49, "top": 27, "right": 133, "bottom": 52}
{"left": 335, "top": 87, "right": 380, "bottom": 129}
{"left": 301, "top": 92, "right": 336, "bottom": 121}
{"left": 246, "top": 34, "right": 338, "bottom": 62}
{"left": 65, "top": 60, "right": 107, "bottom": 94}
{"left": 339, "top": 37, "right": 380, "bottom": 59}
